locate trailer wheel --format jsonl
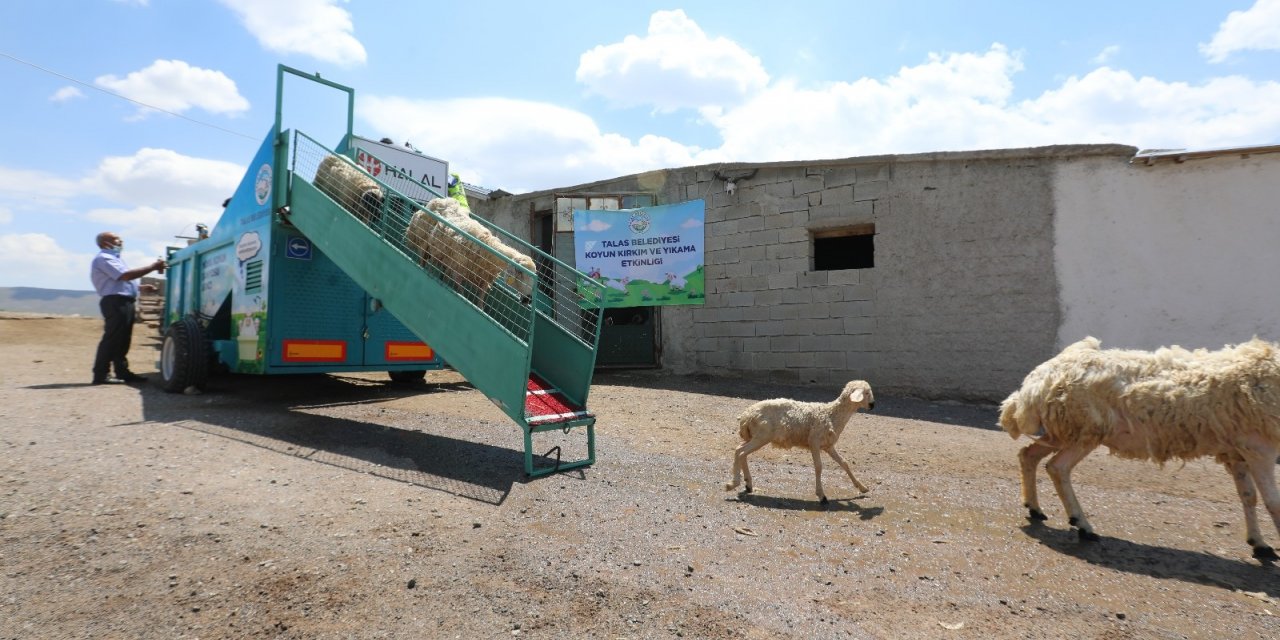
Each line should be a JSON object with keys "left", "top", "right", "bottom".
{"left": 388, "top": 370, "right": 426, "bottom": 384}
{"left": 160, "top": 316, "right": 209, "bottom": 393}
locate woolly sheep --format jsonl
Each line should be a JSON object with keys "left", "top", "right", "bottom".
{"left": 726, "top": 380, "right": 876, "bottom": 504}
{"left": 313, "top": 154, "right": 383, "bottom": 225}
{"left": 404, "top": 197, "right": 467, "bottom": 269}
{"left": 999, "top": 336, "right": 1280, "bottom": 560}
{"left": 405, "top": 198, "right": 535, "bottom": 305}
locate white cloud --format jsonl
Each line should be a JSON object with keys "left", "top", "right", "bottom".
{"left": 0, "top": 167, "right": 84, "bottom": 209}
{"left": 0, "top": 233, "right": 95, "bottom": 290}
{"left": 220, "top": 0, "right": 366, "bottom": 67}
{"left": 1202, "top": 0, "right": 1280, "bottom": 62}
{"left": 1092, "top": 45, "right": 1120, "bottom": 65}
{"left": 95, "top": 60, "right": 249, "bottom": 118}
{"left": 703, "top": 44, "right": 1029, "bottom": 161}
{"left": 49, "top": 86, "right": 84, "bottom": 102}
{"left": 576, "top": 9, "right": 769, "bottom": 112}
{"left": 1019, "top": 69, "right": 1280, "bottom": 149}
{"left": 360, "top": 95, "right": 698, "bottom": 192}
{"left": 0, "top": 149, "right": 242, "bottom": 289}
{"left": 86, "top": 148, "right": 244, "bottom": 209}
{"left": 84, "top": 205, "right": 217, "bottom": 258}
{"left": 705, "top": 45, "right": 1280, "bottom": 161}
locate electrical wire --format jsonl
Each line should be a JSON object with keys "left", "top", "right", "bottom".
{"left": 1, "top": 51, "right": 257, "bottom": 140}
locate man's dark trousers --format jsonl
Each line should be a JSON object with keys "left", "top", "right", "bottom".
{"left": 93, "top": 294, "right": 136, "bottom": 381}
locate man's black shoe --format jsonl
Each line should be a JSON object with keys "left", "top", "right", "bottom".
{"left": 118, "top": 373, "right": 148, "bottom": 383}
{"left": 92, "top": 377, "right": 125, "bottom": 385}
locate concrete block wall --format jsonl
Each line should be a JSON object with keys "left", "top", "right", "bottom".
{"left": 658, "top": 164, "right": 889, "bottom": 389}
{"left": 874, "top": 157, "right": 1060, "bottom": 401}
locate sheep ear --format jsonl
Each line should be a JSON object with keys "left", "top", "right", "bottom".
{"left": 850, "top": 388, "right": 864, "bottom": 403}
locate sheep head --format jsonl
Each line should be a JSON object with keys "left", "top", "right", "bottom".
{"left": 426, "top": 196, "right": 462, "bottom": 220}
{"left": 841, "top": 380, "right": 875, "bottom": 411}
{"left": 502, "top": 254, "right": 536, "bottom": 302}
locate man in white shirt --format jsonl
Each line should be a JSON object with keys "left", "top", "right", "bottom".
{"left": 90, "top": 232, "right": 166, "bottom": 385}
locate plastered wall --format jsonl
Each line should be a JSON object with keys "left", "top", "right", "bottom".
{"left": 1054, "top": 153, "right": 1280, "bottom": 351}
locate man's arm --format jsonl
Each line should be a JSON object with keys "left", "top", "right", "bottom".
{"left": 118, "top": 259, "right": 167, "bottom": 282}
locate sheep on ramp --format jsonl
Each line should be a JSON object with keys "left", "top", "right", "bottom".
{"left": 726, "top": 380, "right": 875, "bottom": 504}
{"left": 313, "top": 154, "right": 383, "bottom": 225}
{"left": 999, "top": 336, "right": 1280, "bottom": 560}
{"left": 404, "top": 197, "right": 535, "bottom": 306}
{"left": 404, "top": 197, "right": 466, "bottom": 270}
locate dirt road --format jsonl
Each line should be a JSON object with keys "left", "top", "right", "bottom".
{"left": 2, "top": 314, "right": 1278, "bottom": 639}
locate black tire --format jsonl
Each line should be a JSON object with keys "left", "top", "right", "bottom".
{"left": 160, "top": 316, "right": 209, "bottom": 393}
{"left": 388, "top": 369, "right": 426, "bottom": 384}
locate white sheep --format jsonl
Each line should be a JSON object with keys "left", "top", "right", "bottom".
{"left": 406, "top": 198, "right": 535, "bottom": 305}
{"left": 726, "top": 380, "right": 876, "bottom": 504}
{"left": 313, "top": 154, "right": 383, "bottom": 224}
{"left": 999, "top": 336, "right": 1280, "bottom": 560}
{"left": 404, "top": 197, "right": 466, "bottom": 269}
{"left": 604, "top": 276, "right": 630, "bottom": 294}
{"left": 663, "top": 272, "right": 686, "bottom": 291}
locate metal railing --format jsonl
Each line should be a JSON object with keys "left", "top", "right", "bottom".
{"left": 289, "top": 131, "right": 603, "bottom": 346}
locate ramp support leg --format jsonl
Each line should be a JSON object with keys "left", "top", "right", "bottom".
{"left": 524, "top": 420, "right": 595, "bottom": 477}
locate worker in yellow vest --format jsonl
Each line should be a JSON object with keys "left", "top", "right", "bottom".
{"left": 447, "top": 173, "right": 469, "bottom": 208}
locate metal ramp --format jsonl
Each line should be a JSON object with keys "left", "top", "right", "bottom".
{"left": 281, "top": 130, "right": 605, "bottom": 476}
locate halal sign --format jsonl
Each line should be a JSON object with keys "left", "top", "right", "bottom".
{"left": 357, "top": 150, "right": 383, "bottom": 177}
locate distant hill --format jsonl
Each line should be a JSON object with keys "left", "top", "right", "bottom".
{"left": 0, "top": 287, "right": 100, "bottom": 316}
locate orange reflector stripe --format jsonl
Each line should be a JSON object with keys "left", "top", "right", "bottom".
{"left": 385, "top": 341, "right": 434, "bottom": 361}
{"left": 282, "top": 340, "right": 347, "bottom": 362}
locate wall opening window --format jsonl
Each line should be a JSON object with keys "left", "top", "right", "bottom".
{"left": 813, "top": 223, "right": 875, "bottom": 271}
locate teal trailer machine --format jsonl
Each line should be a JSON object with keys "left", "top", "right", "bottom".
{"left": 160, "top": 66, "right": 606, "bottom": 476}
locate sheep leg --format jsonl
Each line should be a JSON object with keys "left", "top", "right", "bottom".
{"left": 811, "top": 447, "right": 830, "bottom": 504}
{"left": 1239, "top": 441, "right": 1280, "bottom": 561}
{"left": 823, "top": 444, "right": 869, "bottom": 494}
{"left": 1044, "top": 443, "right": 1099, "bottom": 541}
{"left": 1223, "top": 454, "right": 1273, "bottom": 560}
{"left": 726, "top": 437, "right": 769, "bottom": 494}
{"left": 1018, "top": 439, "right": 1058, "bottom": 521}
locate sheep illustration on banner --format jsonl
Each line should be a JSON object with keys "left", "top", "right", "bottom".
{"left": 573, "top": 199, "right": 705, "bottom": 307}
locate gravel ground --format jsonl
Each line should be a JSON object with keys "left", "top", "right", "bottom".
{"left": 2, "top": 314, "right": 1279, "bottom": 639}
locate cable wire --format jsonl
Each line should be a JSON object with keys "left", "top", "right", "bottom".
{"left": 1, "top": 51, "right": 257, "bottom": 140}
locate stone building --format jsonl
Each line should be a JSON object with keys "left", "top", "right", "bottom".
{"left": 472, "top": 143, "right": 1280, "bottom": 402}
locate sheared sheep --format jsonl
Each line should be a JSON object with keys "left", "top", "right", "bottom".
{"left": 726, "top": 380, "right": 876, "bottom": 504}
{"left": 313, "top": 154, "right": 383, "bottom": 225}
{"left": 404, "top": 197, "right": 535, "bottom": 306}
{"left": 999, "top": 336, "right": 1280, "bottom": 560}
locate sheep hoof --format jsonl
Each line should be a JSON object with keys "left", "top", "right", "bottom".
{"left": 724, "top": 483, "right": 735, "bottom": 491}
{"left": 1253, "top": 546, "right": 1279, "bottom": 561}
{"left": 743, "top": 485, "right": 752, "bottom": 494}
{"left": 1028, "top": 509, "right": 1048, "bottom": 521}
{"left": 1076, "top": 529, "right": 1100, "bottom": 542}
{"left": 1067, "top": 516, "right": 1080, "bottom": 527}
{"left": 819, "top": 496, "right": 829, "bottom": 505}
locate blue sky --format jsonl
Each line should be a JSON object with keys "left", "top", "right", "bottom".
{"left": 2, "top": 0, "right": 1279, "bottom": 290}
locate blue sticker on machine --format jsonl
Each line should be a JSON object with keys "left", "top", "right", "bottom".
{"left": 286, "top": 235, "right": 312, "bottom": 260}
